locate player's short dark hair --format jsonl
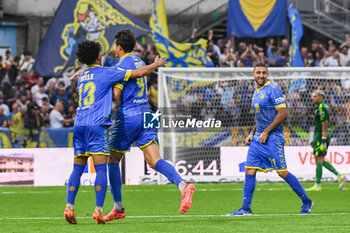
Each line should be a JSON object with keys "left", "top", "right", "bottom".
{"left": 114, "top": 30, "right": 136, "bottom": 53}
{"left": 76, "top": 40, "right": 101, "bottom": 65}
{"left": 254, "top": 63, "right": 268, "bottom": 72}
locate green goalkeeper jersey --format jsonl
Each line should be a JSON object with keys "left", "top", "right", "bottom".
{"left": 313, "top": 101, "right": 331, "bottom": 142}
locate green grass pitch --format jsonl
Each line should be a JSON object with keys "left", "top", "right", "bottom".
{"left": 0, "top": 182, "right": 349, "bottom": 232}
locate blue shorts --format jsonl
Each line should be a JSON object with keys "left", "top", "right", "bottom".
{"left": 73, "top": 125, "right": 110, "bottom": 157}
{"left": 110, "top": 114, "right": 158, "bottom": 153}
{"left": 246, "top": 132, "right": 287, "bottom": 172}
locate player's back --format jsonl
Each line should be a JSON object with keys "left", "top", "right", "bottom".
{"left": 115, "top": 53, "right": 150, "bottom": 117}
{"left": 252, "top": 81, "right": 286, "bottom": 135}
{"left": 75, "top": 64, "right": 130, "bottom": 126}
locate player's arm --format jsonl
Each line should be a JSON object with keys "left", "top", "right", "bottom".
{"left": 129, "top": 56, "right": 166, "bottom": 79}
{"left": 320, "top": 105, "right": 329, "bottom": 148}
{"left": 246, "top": 125, "right": 256, "bottom": 145}
{"left": 113, "top": 86, "right": 122, "bottom": 102}
{"left": 260, "top": 108, "right": 287, "bottom": 143}
{"left": 321, "top": 120, "right": 328, "bottom": 139}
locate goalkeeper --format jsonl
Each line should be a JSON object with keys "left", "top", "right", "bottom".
{"left": 307, "top": 90, "right": 346, "bottom": 191}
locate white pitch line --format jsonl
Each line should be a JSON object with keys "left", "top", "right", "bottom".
{"left": 1, "top": 187, "right": 348, "bottom": 194}
{"left": 1, "top": 213, "right": 350, "bottom": 220}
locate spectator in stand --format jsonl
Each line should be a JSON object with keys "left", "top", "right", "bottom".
{"left": 256, "top": 50, "right": 267, "bottom": 65}
{"left": 319, "top": 50, "right": 330, "bottom": 67}
{"left": 31, "top": 76, "right": 45, "bottom": 94}
{"left": 268, "top": 47, "right": 281, "bottom": 66}
{"left": 27, "top": 104, "right": 44, "bottom": 147}
{"left": 279, "top": 38, "right": 290, "bottom": 54}
{"left": 310, "top": 40, "right": 320, "bottom": 61}
{"left": 18, "top": 92, "right": 29, "bottom": 112}
{"left": 27, "top": 70, "right": 41, "bottom": 88}
{"left": 0, "top": 95, "right": 10, "bottom": 117}
{"left": 52, "top": 86, "right": 69, "bottom": 110}
{"left": 221, "top": 47, "right": 237, "bottom": 67}
{"left": 46, "top": 76, "right": 60, "bottom": 91}
{"left": 0, "top": 106, "right": 8, "bottom": 127}
{"left": 4, "top": 50, "right": 12, "bottom": 64}
{"left": 314, "top": 49, "right": 324, "bottom": 67}
{"left": 324, "top": 48, "right": 340, "bottom": 67}
{"left": 65, "top": 105, "right": 76, "bottom": 127}
{"left": 40, "top": 104, "right": 50, "bottom": 128}
{"left": 304, "top": 52, "right": 314, "bottom": 67}
{"left": 19, "top": 50, "right": 35, "bottom": 76}
{"left": 2, "top": 82, "right": 17, "bottom": 107}
{"left": 240, "top": 44, "right": 257, "bottom": 67}
{"left": 276, "top": 50, "right": 290, "bottom": 67}
{"left": 9, "top": 100, "right": 27, "bottom": 130}
{"left": 300, "top": 46, "right": 308, "bottom": 63}
{"left": 8, "top": 56, "right": 20, "bottom": 85}
{"left": 35, "top": 85, "right": 49, "bottom": 107}
{"left": 339, "top": 45, "right": 350, "bottom": 66}
{"left": 207, "top": 30, "right": 221, "bottom": 56}
{"left": 327, "top": 40, "right": 336, "bottom": 52}
{"left": 49, "top": 101, "right": 74, "bottom": 128}
{"left": 266, "top": 38, "right": 274, "bottom": 58}
{"left": 16, "top": 69, "right": 28, "bottom": 85}
{"left": 41, "top": 97, "right": 53, "bottom": 111}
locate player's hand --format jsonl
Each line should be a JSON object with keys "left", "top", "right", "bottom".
{"left": 245, "top": 134, "right": 253, "bottom": 145}
{"left": 154, "top": 55, "right": 167, "bottom": 67}
{"left": 320, "top": 137, "right": 328, "bottom": 152}
{"left": 260, "top": 131, "right": 269, "bottom": 144}
{"left": 70, "top": 69, "right": 85, "bottom": 80}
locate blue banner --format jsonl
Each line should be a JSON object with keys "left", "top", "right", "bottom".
{"left": 34, "top": 0, "right": 150, "bottom": 77}
{"left": 0, "top": 127, "right": 74, "bottom": 148}
{"left": 227, "top": 0, "right": 286, "bottom": 38}
{"left": 288, "top": 4, "right": 304, "bottom": 67}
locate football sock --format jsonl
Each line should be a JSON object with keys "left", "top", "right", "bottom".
{"left": 67, "top": 203, "right": 74, "bottom": 211}
{"left": 108, "top": 163, "right": 123, "bottom": 208}
{"left": 94, "top": 163, "right": 107, "bottom": 208}
{"left": 242, "top": 174, "right": 256, "bottom": 210}
{"left": 66, "top": 163, "right": 85, "bottom": 205}
{"left": 316, "top": 162, "right": 323, "bottom": 184}
{"left": 155, "top": 159, "right": 183, "bottom": 187}
{"left": 323, "top": 161, "right": 339, "bottom": 176}
{"left": 284, "top": 172, "right": 309, "bottom": 203}
{"left": 114, "top": 202, "right": 123, "bottom": 211}
{"left": 178, "top": 180, "right": 187, "bottom": 192}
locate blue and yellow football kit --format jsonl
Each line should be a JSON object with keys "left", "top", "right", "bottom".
{"left": 246, "top": 81, "right": 287, "bottom": 172}
{"left": 110, "top": 53, "right": 158, "bottom": 153}
{"left": 73, "top": 64, "right": 131, "bottom": 157}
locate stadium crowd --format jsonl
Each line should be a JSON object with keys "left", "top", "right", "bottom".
{"left": 1, "top": 30, "right": 350, "bottom": 146}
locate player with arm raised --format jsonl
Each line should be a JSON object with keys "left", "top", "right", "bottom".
{"left": 306, "top": 90, "right": 346, "bottom": 191}
{"left": 103, "top": 30, "right": 195, "bottom": 222}
{"left": 64, "top": 40, "right": 165, "bottom": 225}
{"left": 227, "top": 63, "right": 313, "bottom": 216}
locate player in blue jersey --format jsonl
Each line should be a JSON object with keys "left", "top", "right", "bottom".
{"left": 64, "top": 40, "right": 166, "bottom": 225}
{"left": 103, "top": 30, "right": 195, "bottom": 222}
{"left": 227, "top": 63, "right": 314, "bottom": 216}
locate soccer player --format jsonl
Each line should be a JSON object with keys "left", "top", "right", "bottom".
{"left": 64, "top": 40, "right": 165, "bottom": 225}
{"left": 307, "top": 90, "right": 346, "bottom": 191}
{"left": 103, "top": 30, "right": 195, "bottom": 222}
{"left": 227, "top": 63, "right": 313, "bottom": 216}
